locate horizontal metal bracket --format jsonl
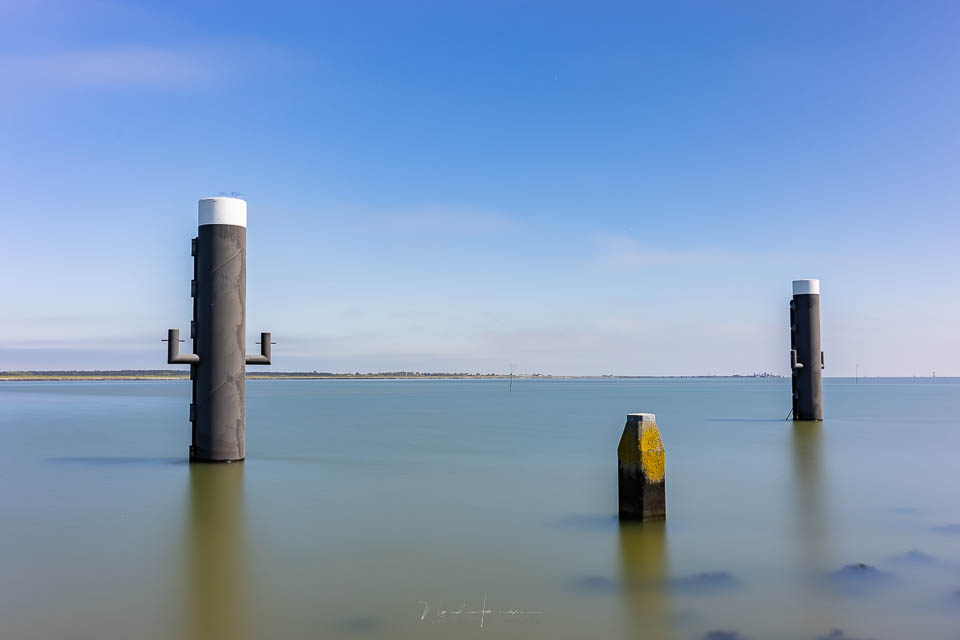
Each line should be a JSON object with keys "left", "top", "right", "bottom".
{"left": 245, "top": 332, "right": 273, "bottom": 365}
{"left": 165, "top": 329, "right": 199, "bottom": 364}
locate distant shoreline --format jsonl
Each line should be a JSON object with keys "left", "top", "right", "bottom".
{"left": 0, "top": 371, "right": 786, "bottom": 382}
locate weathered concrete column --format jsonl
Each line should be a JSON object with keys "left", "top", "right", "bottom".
{"left": 618, "top": 413, "right": 666, "bottom": 521}
{"left": 790, "top": 279, "right": 823, "bottom": 421}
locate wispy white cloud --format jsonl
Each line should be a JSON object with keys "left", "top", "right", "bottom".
{"left": 590, "top": 232, "right": 739, "bottom": 268}
{"left": 0, "top": 333, "right": 160, "bottom": 351}
{"left": 378, "top": 207, "right": 519, "bottom": 237}
{"left": 0, "top": 42, "right": 288, "bottom": 90}
{"left": 3, "top": 47, "right": 212, "bottom": 88}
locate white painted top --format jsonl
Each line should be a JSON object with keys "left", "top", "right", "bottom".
{"left": 198, "top": 197, "right": 247, "bottom": 227}
{"left": 792, "top": 279, "right": 820, "bottom": 295}
{"left": 627, "top": 412, "right": 656, "bottom": 422}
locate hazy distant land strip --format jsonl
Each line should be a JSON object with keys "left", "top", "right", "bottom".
{"left": 0, "top": 371, "right": 783, "bottom": 381}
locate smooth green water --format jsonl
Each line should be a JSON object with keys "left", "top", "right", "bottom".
{"left": 1, "top": 378, "right": 958, "bottom": 639}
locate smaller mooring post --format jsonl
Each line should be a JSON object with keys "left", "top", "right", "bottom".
{"left": 618, "top": 413, "right": 666, "bottom": 521}
{"left": 790, "top": 279, "right": 824, "bottom": 420}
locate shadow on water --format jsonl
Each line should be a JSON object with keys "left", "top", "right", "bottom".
{"left": 333, "top": 615, "right": 382, "bottom": 635}
{"left": 815, "top": 630, "right": 880, "bottom": 640}
{"left": 708, "top": 418, "right": 787, "bottom": 423}
{"left": 183, "top": 463, "right": 248, "bottom": 640}
{"left": 45, "top": 456, "right": 185, "bottom": 465}
{"left": 931, "top": 524, "right": 960, "bottom": 536}
{"left": 553, "top": 513, "right": 619, "bottom": 531}
{"left": 618, "top": 520, "right": 672, "bottom": 639}
{"left": 825, "top": 563, "right": 898, "bottom": 596}
{"left": 891, "top": 549, "right": 939, "bottom": 566}
{"left": 702, "top": 631, "right": 745, "bottom": 640}
{"left": 670, "top": 571, "right": 740, "bottom": 594}
{"left": 570, "top": 574, "right": 618, "bottom": 594}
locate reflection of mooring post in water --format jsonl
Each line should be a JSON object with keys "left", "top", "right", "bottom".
{"left": 791, "top": 422, "right": 826, "bottom": 572}
{"left": 618, "top": 413, "right": 666, "bottom": 521}
{"left": 790, "top": 279, "right": 824, "bottom": 421}
{"left": 185, "top": 464, "right": 247, "bottom": 640}
{"left": 164, "top": 197, "right": 273, "bottom": 462}
{"left": 788, "top": 422, "right": 844, "bottom": 632}
{"left": 618, "top": 521, "right": 671, "bottom": 639}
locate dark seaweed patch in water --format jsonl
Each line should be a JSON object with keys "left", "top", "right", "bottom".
{"left": 571, "top": 575, "right": 619, "bottom": 594}
{"left": 553, "top": 514, "right": 619, "bottom": 530}
{"left": 946, "top": 589, "right": 960, "bottom": 609}
{"left": 703, "top": 631, "right": 744, "bottom": 640}
{"left": 827, "top": 563, "right": 896, "bottom": 595}
{"left": 892, "top": 549, "right": 937, "bottom": 565}
{"left": 831, "top": 563, "right": 894, "bottom": 579}
{"left": 816, "top": 629, "right": 878, "bottom": 640}
{"left": 671, "top": 572, "right": 739, "bottom": 594}
{"left": 45, "top": 456, "right": 184, "bottom": 466}
{"left": 334, "top": 615, "right": 381, "bottom": 635}
{"left": 932, "top": 524, "right": 960, "bottom": 535}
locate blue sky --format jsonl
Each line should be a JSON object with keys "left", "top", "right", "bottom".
{"left": 1, "top": 0, "right": 958, "bottom": 375}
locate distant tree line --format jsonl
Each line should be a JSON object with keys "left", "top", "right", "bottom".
{"left": 0, "top": 370, "right": 528, "bottom": 378}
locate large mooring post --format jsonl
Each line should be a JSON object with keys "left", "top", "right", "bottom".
{"left": 165, "top": 197, "right": 272, "bottom": 462}
{"left": 618, "top": 413, "right": 666, "bottom": 521}
{"left": 790, "top": 279, "right": 823, "bottom": 421}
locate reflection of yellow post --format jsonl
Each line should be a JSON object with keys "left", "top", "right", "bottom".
{"left": 618, "top": 520, "right": 672, "bottom": 640}
{"left": 618, "top": 413, "right": 666, "bottom": 521}
{"left": 184, "top": 464, "right": 248, "bottom": 640}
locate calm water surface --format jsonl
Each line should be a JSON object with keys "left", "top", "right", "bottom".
{"left": 1, "top": 378, "right": 959, "bottom": 639}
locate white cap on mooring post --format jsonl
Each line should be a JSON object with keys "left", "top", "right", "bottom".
{"left": 199, "top": 197, "right": 247, "bottom": 228}
{"left": 792, "top": 279, "right": 820, "bottom": 295}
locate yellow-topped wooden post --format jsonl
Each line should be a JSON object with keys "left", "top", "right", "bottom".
{"left": 618, "top": 413, "right": 666, "bottom": 521}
